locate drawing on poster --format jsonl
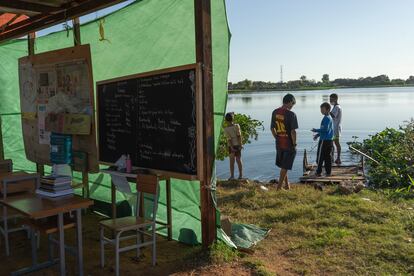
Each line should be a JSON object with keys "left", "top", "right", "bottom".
{"left": 19, "top": 60, "right": 93, "bottom": 143}
{"left": 19, "top": 63, "right": 37, "bottom": 114}
{"left": 37, "top": 104, "right": 50, "bottom": 144}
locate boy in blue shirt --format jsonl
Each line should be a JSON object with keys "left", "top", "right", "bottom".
{"left": 311, "top": 102, "right": 334, "bottom": 176}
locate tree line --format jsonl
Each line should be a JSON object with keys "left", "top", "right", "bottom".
{"left": 228, "top": 74, "right": 414, "bottom": 91}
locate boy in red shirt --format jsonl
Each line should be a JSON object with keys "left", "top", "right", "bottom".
{"left": 270, "top": 94, "right": 298, "bottom": 190}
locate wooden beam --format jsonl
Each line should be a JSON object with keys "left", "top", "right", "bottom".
{"left": 0, "top": 0, "right": 127, "bottom": 43}
{"left": 0, "top": 14, "right": 20, "bottom": 31}
{"left": 195, "top": 0, "right": 216, "bottom": 247}
{"left": 0, "top": 0, "right": 62, "bottom": 14}
{"left": 72, "top": 17, "right": 81, "bottom": 46}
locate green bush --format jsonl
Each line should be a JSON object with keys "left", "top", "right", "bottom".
{"left": 216, "top": 113, "right": 264, "bottom": 161}
{"left": 349, "top": 120, "right": 414, "bottom": 191}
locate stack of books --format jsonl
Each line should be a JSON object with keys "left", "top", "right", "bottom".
{"left": 36, "top": 175, "right": 73, "bottom": 198}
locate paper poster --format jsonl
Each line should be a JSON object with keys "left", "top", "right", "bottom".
{"left": 36, "top": 68, "right": 56, "bottom": 104}
{"left": 45, "top": 113, "right": 91, "bottom": 135}
{"left": 37, "top": 104, "right": 50, "bottom": 144}
{"left": 19, "top": 62, "right": 37, "bottom": 113}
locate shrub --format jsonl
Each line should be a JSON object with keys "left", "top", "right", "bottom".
{"left": 349, "top": 120, "right": 414, "bottom": 191}
{"left": 216, "top": 113, "right": 264, "bottom": 160}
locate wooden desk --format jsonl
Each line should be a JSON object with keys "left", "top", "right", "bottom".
{"left": 100, "top": 169, "right": 172, "bottom": 241}
{"left": 1, "top": 195, "right": 93, "bottom": 276}
{"left": 0, "top": 171, "right": 39, "bottom": 195}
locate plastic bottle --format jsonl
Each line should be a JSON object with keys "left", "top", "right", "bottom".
{"left": 126, "top": 154, "right": 132, "bottom": 173}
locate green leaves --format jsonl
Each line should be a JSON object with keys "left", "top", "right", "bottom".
{"left": 216, "top": 113, "right": 264, "bottom": 161}
{"left": 350, "top": 120, "right": 414, "bottom": 196}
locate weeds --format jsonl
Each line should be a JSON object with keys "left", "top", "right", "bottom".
{"left": 209, "top": 241, "right": 240, "bottom": 264}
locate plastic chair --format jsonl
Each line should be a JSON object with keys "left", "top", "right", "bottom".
{"left": 99, "top": 174, "right": 160, "bottom": 276}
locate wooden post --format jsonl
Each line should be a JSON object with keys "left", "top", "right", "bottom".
{"left": 111, "top": 181, "right": 116, "bottom": 218}
{"left": 72, "top": 18, "right": 89, "bottom": 198}
{"left": 72, "top": 18, "right": 81, "bottom": 46}
{"left": 195, "top": 0, "right": 216, "bottom": 247}
{"left": 28, "top": 32, "right": 35, "bottom": 56}
{"left": 166, "top": 178, "right": 172, "bottom": 241}
{"left": 0, "top": 115, "right": 4, "bottom": 161}
{"left": 28, "top": 32, "right": 45, "bottom": 176}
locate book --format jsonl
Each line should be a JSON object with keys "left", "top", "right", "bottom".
{"left": 41, "top": 175, "right": 71, "bottom": 183}
{"left": 36, "top": 188, "right": 74, "bottom": 198}
{"left": 39, "top": 185, "right": 72, "bottom": 192}
{"left": 40, "top": 180, "right": 72, "bottom": 187}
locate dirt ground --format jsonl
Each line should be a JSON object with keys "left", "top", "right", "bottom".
{"left": 1, "top": 212, "right": 252, "bottom": 276}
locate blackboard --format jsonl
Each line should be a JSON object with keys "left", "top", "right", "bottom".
{"left": 97, "top": 64, "right": 201, "bottom": 178}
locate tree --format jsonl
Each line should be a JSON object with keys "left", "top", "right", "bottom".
{"left": 300, "top": 75, "right": 307, "bottom": 82}
{"left": 406, "top": 76, "right": 414, "bottom": 84}
{"left": 241, "top": 79, "right": 252, "bottom": 90}
{"left": 217, "top": 113, "right": 264, "bottom": 160}
{"left": 322, "top": 74, "right": 330, "bottom": 84}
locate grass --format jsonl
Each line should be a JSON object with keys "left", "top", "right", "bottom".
{"left": 209, "top": 241, "right": 240, "bottom": 264}
{"left": 217, "top": 181, "right": 414, "bottom": 275}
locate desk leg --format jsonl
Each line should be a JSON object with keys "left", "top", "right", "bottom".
{"left": 3, "top": 205, "right": 9, "bottom": 256}
{"left": 166, "top": 179, "right": 172, "bottom": 241}
{"left": 111, "top": 181, "right": 116, "bottom": 218}
{"left": 76, "top": 209, "right": 84, "bottom": 276}
{"left": 58, "top": 213, "right": 66, "bottom": 276}
{"left": 31, "top": 229, "right": 38, "bottom": 266}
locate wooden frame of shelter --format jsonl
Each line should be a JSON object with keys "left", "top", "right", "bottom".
{"left": 0, "top": 0, "right": 217, "bottom": 246}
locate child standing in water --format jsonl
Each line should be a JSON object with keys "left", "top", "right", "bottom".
{"left": 224, "top": 112, "right": 243, "bottom": 180}
{"left": 312, "top": 102, "right": 334, "bottom": 177}
{"left": 330, "top": 93, "right": 342, "bottom": 164}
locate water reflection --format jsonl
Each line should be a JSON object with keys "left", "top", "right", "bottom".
{"left": 241, "top": 96, "right": 252, "bottom": 104}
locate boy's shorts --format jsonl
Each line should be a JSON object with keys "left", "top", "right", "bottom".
{"left": 276, "top": 149, "right": 296, "bottom": 170}
{"left": 229, "top": 145, "right": 242, "bottom": 157}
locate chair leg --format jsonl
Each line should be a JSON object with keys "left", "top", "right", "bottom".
{"left": 100, "top": 227, "right": 104, "bottom": 268}
{"left": 3, "top": 206, "right": 9, "bottom": 256}
{"left": 37, "top": 231, "right": 40, "bottom": 249}
{"left": 115, "top": 232, "right": 121, "bottom": 276}
{"left": 47, "top": 234, "right": 54, "bottom": 261}
{"left": 136, "top": 229, "right": 140, "bottom": 258}
{"left": 26, "top": 226, "right": 30, "bottom": 239}
{"left": 152, "top": 225, "right": 156, "bottom": 266}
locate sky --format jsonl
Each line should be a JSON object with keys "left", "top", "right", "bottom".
{"left": 225, "top": 0, "right": 414, "bottom": 82}
{"left": 37, "top": 0, "right": 414, "bottom": 83}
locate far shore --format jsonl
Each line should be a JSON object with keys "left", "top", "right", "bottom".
{"left": 228, "top": 84, "right": 414, "bottom": 94}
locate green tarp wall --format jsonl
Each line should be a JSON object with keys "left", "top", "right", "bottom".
{"left": 0, "top": 0, "right": 230, "bottom": 245}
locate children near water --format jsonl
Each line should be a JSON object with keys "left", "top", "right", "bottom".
{"left": 312, "top": 102, "right": 334, "bottom": 177}
{"left": 270, "top": 94, "right": 298, "bottom": 190}
{"left": 329, "top": 93, "right": 342, "bottom": 164}
{"left": 224, "top": 112, "right": 243, "bottom": 180}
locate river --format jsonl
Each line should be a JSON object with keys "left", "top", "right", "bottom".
{"left": 216, "top": 87, "right": 414, "bottom": 182}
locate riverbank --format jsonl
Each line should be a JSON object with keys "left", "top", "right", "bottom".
{"left": 215, "top": 179, "right": 414, "bottom": 275}
{"left": 228, "top": 84, "right": 414, "bottom": 94}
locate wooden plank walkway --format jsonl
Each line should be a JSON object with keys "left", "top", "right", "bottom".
{"left": 300, "top": 149, "right": 366, "bottom": 184}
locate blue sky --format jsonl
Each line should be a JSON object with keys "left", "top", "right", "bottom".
{"left": 225, "top": 0, "right": 414, "bottom": 82}
{"left": 38, "top": 0, "right": 414, "bottom": 83}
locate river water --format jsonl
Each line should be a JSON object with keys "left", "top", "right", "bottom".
{"left": 216, "top": 87, "right": 414, "bottom": 182}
